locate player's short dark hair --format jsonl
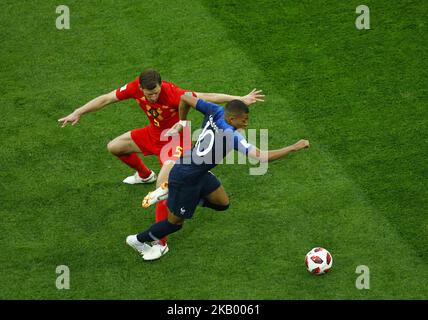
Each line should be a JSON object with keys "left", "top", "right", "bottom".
{"left": 139, "top": 69, "right": 162, "bottom": 90}
{"left": 225, "top": 100, "right": 249, "bottom": 116}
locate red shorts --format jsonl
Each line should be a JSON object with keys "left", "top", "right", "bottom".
{"left": 130, "top": 125, "right": 192, "bottom": 166}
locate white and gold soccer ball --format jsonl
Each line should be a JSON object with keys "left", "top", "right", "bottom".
{"left": 305, "top": 247, "right": 333, "bottom": 275}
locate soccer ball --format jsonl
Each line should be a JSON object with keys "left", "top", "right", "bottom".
{"left": 305, "top": 247, "right": 333, "bottom": 275}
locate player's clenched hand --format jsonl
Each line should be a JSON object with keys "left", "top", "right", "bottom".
{"left": 241, "top": 89, "right": 265, "bottom": 106}
{"left": 58, "top": 112, "right": 80, "bottom": 128}
{"left": 164, "top": 122, "right": 184, "bottom": 137}
{"left": 293, "top": 139, "right": 310, "bottom": 151}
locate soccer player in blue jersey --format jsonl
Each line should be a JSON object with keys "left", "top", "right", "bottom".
{"left": 126, "top": 94, "right": 310, "bottom": 260}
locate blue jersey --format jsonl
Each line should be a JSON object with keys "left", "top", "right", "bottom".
{"left": 173, "top": 99, "right": 254, "bottom": 180}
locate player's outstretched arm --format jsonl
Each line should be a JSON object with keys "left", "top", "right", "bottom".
{"left": 178, "top": 92, "right": 198, "bottom": 120}
{"left": 196, "top": 88, "right": 264, "bottom": 106}
{"left": 164, "top": 93, "right": 199, "bottom": 136}
{"left": 58, "top": 90, "right": 119, "bottom": 127}
{"left": 248, "top": 139, "right": 310, "bottom": 163}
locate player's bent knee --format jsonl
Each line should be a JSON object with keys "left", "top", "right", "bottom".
{"left": 107, "top": 140, "right": 119, "bottom": 155}
{"left": 168, "top": 213, "right": 185, "bottom": 225}
{"left": 203, "top": 201, "right": 230, "bottom": 211}
{"left": 216, "top": 197, "right": 230, "bottom": 209}
{"left": 167, "top": 220, "right": 183, "bottom": 232}
{"left": 217, "top": 203, "right": 230, "bottom": 211}
{"left": 107, "top": 140, "right": 131, "bottom": 156}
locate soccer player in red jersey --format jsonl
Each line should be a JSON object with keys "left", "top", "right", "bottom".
{"left": 58, "top": 69, "right": 264, "bottom": 258}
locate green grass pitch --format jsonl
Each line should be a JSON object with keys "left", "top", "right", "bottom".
{"left": 0, "top": 0, "right": 427, "bottom": 299}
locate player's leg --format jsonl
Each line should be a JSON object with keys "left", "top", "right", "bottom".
{"left": 141, "top": 132, "right": 190, "bottom": 246}
{"left": 141, "top": 174, "right": 229, "bottom": 259}
{"left": 151, "top": 160, "right": 175, "bottom": 246}
{"left": 141, "top": 127, "right": 190, "bottom": 207}
{"left": 141, "top": 131, "right": 190, "bottom": 247}
{"left": 200, "top": 172, "right": 230, "bottom": 211}
{"left": 127, "top": 174, "right": 200, "bottom": 261}
{"left": 129, "top": 197, "right": 188, "bottom": 261}
{"left": 127, "top": 208, "right": 183, "bottom": 261}
{"left": 142, "top": 209, "right": 185, "bottom": 261}
{"left": 107, "top": 129, "right": 156, "bottom": 184}
{"left": 136, "top": 209, "right": 184, "bottom": 246}
{"left": 107, "top": 131, "right": 140, "bottom": 155}
{"left": 202, "top": 185, "right": 230, "bottom": 211}
{"left": 143, "top": 170, "right": 230, "bottom": 211}
{"left": 141, "top": 160, "right": 173, "bottom": 208}
{"left": 156, "top": 160, "right": 175, "bottom": 188}
{"left": 154, "top": 199, "right": 169, "bottom": 246}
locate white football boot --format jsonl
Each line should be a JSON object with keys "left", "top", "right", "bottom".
{"left": 142, "top": 242, "right": 169, "bottom": 261}
{"left": 142, "top": 182, "right": 169, "bottom": 208}
{"left": 123, "top": 170, "right": 157, "bottom": 185}
{"left": 126, "top": 235, "right": 152, "bottom": 256}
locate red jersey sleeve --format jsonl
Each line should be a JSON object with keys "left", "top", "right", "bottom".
{"left": 166, "top": 82, "right": 196, "bottom": 106}
{"left": 115, "top": 77, "right": 140, "bottom": 101}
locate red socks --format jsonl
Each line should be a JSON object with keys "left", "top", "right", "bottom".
{"left": 118, "top": 153, "right": 151, "bottom": 178}
{"left": 155, "top": 200, "right": 169, "bottom": 246}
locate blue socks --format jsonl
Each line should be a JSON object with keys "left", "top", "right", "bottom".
{"left": 137, "top": 220, "right": 182, "bottom": 243}
{"left": 135, "top": 201, "right": 230, "bottom": 245}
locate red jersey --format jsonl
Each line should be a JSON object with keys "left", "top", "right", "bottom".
{"left": 115, "top": 78, "right": 195, "bottom": 130}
